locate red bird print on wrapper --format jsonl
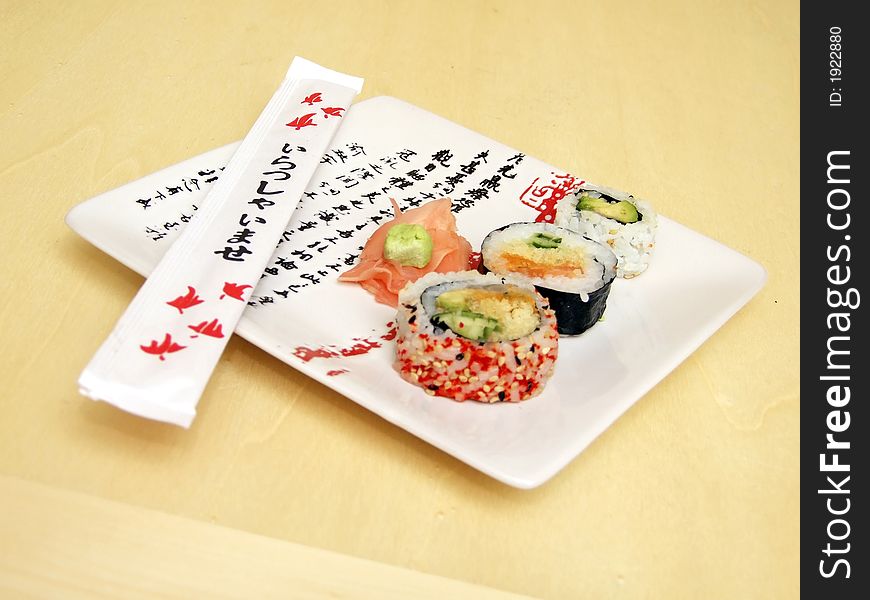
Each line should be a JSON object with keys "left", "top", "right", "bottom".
{"left": 321, "top": 107, "right": 344, "bottom": 119}
{"left": 220, "top": 282, "right": 252, "bottom": 301}
{"left": 286, "top": 113, "right": 317, "bottom": 130}
{"left": 188, "top": 319, "right": 225, "bottom": 339}
{"left": 166, "top": 286, "right": 204, "bottom": 314}
{"left": 140, "top": 333, "right": 186, "bottom": 361}
{"left": 301, "top": 92, "right": 322, "bottom": 106}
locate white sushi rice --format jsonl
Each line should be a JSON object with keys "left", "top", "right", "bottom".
{"left": 555, "top": 183, "right": 657, "bottom": 278}
{"left": 480, "top": 222, "right": 616, "bottom": 302}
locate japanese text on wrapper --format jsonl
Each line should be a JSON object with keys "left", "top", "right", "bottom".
{"left": 212, "top": 143, "right": 309, "bottom": 263}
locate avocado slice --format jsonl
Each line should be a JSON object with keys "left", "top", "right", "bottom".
{"left": 577, "top": 194, "right": 640, "bottom": 224}
{"left": 383, "top": 223, "right": 433, "bottom": 268}
{"left": 436, "top": 288, "right": 517, "bottom": 312}
{"left": 527, "top": 232, "right": 562, "bottom": 249}
{"left": 432, "top": 310, "right": 500, "bottom": 341}
{"left": 435, "top": 289, "right": 473, "bottom": 312}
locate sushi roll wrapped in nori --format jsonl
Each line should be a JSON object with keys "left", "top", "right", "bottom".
{"left": 480, "top": 223, "right": 617, "bottom": 336}
{"left": 555, "top": 184, "right": 657, "bottom": 278}
{"left": 395, "top": 271, "right": 559, "bottom": 403}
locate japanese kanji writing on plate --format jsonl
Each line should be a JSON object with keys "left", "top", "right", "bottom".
{"left": 145, "top": 205, "right": 199, "bottom": 241}
{"left": 136, "top": 169, "right": 223, "bottom": 210}
{"left": 247, "top": 144, "right": 525, "bottom": 307}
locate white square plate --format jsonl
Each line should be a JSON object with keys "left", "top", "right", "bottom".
{"left": 66, "top": 97, "right": 765, "bottom": 488}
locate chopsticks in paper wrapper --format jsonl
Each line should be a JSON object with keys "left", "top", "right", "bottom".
{"left": 78, "top": 57, "right": 364, "bottom": 427}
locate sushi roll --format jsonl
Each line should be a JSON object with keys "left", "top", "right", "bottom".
{"left": 395, "top": 271, "right": 559, "bottom": 403}
{"left": 480, "top": 223, "right": 617, "bottom": 336}
{"left": 555, "top": 184, "right": 657, "bottom": 278}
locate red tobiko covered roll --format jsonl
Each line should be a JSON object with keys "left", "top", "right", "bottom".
{"left": 394, "top": 271, "right": 558, "bottom": 403}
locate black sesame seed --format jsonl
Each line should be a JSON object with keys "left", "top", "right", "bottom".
{"left": 408, "top": 315, "right": 416, "bottom": 325}
{"left": 516, "top": 355, "right": 522, "bottom": 365}
{"left": 498, "top": 391, "right": 506, "bottom": 401}
{"left": 427, "top": 385, "right": 439, "bottom": 391}
{"left": 455, "top": 353, "right": 464, "bottom": 361}
{"left": 530, "top": 344, "right": 537, "bottom": 353}
{"left": 526, "top": 381, "right": 533, "bottom": 392}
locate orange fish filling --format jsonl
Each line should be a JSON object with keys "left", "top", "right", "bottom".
{"left": 500, "top": 252, "right": 585, "bottom": 278}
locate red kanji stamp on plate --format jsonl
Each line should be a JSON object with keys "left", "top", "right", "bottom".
{"left": 519, "top": 173, "right": 580, "bottom": 223}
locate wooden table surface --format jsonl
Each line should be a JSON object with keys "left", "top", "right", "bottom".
{"left": 0, "top": 1, "right": 799, "bottom": 598}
